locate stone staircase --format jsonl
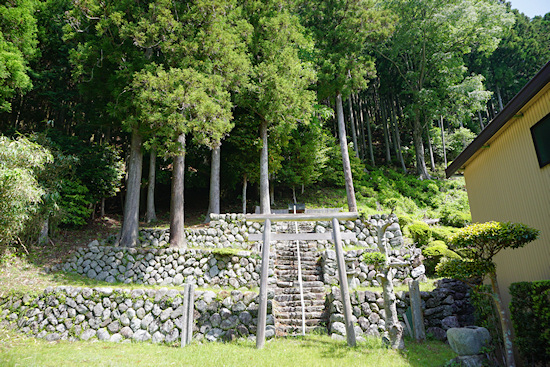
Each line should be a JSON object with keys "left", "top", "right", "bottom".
{"left": 273, "top": 239, "right": 327, "bottom": 336}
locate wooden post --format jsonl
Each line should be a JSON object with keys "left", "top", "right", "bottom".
{"left": 332, "top": 218, "right": 356, "bottom": 347}
{"left": 256, "top": 219, "right": 271, "bottom": 349}
{"left": 186, "top": 284, "right": 195, "bottom": 344}
{"left": 181, "top": 284, "right": 190, "bottom": 347}
{"left": 409, "top": 280, "right": 426, "bottom": 342}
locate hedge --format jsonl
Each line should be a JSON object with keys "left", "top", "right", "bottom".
{"left": 509, "top": 280, "right": 550, "bottom": 366}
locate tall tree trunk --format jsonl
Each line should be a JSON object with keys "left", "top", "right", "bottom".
{"left": 242, "top": 174, "right": 248, "bottom": 214}
{"left": 489, "top": 98, "right": 497, "bottom": 120}
{"left": 364, "top": 100, "right": 375, "bottom": 167}
{"left": 489, "top": 271, "right": 516, "bottom": 367}
{"left": 259, "top": 120, "right": 271, "bottom": 214}
{"left": 439, "top": 116, "right": 447, "bottom": 167}
{"left": 348, "top": 95, "right": 359, "bottom": 158}
{"left": 170, "top": 133, "right": 186, "bottom": 248}
{"left": 146, "top": 148, "right": 157, "bottom": 223}
{"left": 412, "top": 116, "right": 431, "bottom": 180}
{"left": 100, "top": 198, "right": 105, "bottom": 217}
{"left": 426, "top": 125, "right": 436, "bottom": 171}
{"left": 355, "top": 94, "right": 367, "bottom": 161}
{"left": 336, "top": 92, "right": 357, "bottom": 212}
{"left": 207, "top": 144, "right": 221, "bottom": 220}
{"left": 477, "top": 111, "right": 485, "bottom": 130}
{"left": 379, "top": 97, "right": 392, "bottom": 163}
{"left": 120, "top": 129, "right": 143, "bottom": 247}
{"left": 495, "top": 83, "right": 504, "bottom": 111}
{"left": 391, "top": 98, "right": 407, "bottom": 174}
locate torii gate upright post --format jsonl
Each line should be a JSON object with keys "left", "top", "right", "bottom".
{"left": 256, "top": 218, "right": 271, "bottom": 349}
{"left": 332, "top": 217, "right": 356, "bottom": 347}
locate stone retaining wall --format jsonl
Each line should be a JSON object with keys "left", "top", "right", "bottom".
{"left": 0, "top": 279, "right": 472, "bottom": 344}
{"left": 59, "top": 245, "right": 271, "bottom": 289}
{"left": 129, "top": 213, "right": 404, "bottom": 251}
{"left": 59, "top": 212, "right": 421, "bottom": 288}
{"left": 327, "top": 279, "right": 475, "bottom": 341}
{"left": 0, "top": 286, "right": 273, "bottom": 344}
{"left": 321, "top": 247, "right": 426, "bottom": 288}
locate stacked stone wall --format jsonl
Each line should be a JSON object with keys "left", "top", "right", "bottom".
{"left": 0, "top": 279, "right": 472, "bottom": 344}
{"left": 321, "top": 247, "right": 426, "bottom": 288}
{"left": 0, "top": 286, "right": 273, "bottom": 344}
{"left": 327, "top": 279, "right": 475, "bottom": 341}
{"left": 58, "top": 213, "right": 424, "bottom": 288}
{"left": 129, "top": 213, "right": 405, "bottom": 251}
{"left": 59, "top": 245, "right": 272, "bottom": 289}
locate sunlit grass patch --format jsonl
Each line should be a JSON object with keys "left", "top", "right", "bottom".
{"left": 0, "top": 330, "right": 455, "bottom": 367}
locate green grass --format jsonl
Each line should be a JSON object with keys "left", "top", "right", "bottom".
{"left": 0, "top": 329, "right": 456, "bottom": 367}
{"left": 356, "top": 278, "right": 440, "bottom": 293}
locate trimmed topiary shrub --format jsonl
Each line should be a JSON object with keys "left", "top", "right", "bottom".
{"left": 510, "top": 280, "right": 550, "bottom": 366}
{"left": 398, "top": 214, "right": 413, "bottom": 229}
{"left": 440, "top": 209, "right": 471, "bottom": 228}
{"left": 431, "top": 226, "right": 459, "bottom": 243}
{"left": 408, "top": 221, "right": 432, "bottom": 247}
{"left": 437, "top": 221, "right": 539, "bottom": 367}
{"left": 422, "top": 241, "right": 460, "bottom": 276}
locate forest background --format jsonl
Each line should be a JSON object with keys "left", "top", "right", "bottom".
{"left": 0, "top": 0, "right": 549, "bottom": 251}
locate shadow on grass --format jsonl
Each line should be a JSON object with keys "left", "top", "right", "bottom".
{"left": 282, "top": 335, "right": 456, "bottom": 366}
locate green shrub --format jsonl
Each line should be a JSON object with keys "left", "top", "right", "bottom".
{"left": 56, "top": 180, "right": 92, "bottom": 227}
{"left": 398, "top": 214, "right": 413, "bottom": 229}
{"left": 0, "top": 136, "right": 51, "bottom": 247}
{"left": 362, "top": 251, "right": 385, "bottom": 269}
{"left": 408, "top": 221, "right": 432, "bottom": 247}
{"left": 422, "top": 241, "right": 461, "bottom": 276}
{"left": 441, "top": 210, "right": 471, "bottom": 227}
{"left": 470, "top": 285, "right": 505, "bottom": 364}
{"left": 437, "top": 221, "right": 539, "bottom": 366}
{"left": 510, "top": 281, "right": 550, "bottom": 366}
{"left": 431, "top": 226, "right": 459, "bottom": 242}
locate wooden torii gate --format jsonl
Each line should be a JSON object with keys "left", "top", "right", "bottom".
{"left": 245, "top": 212, "right": 359, "bottom": 349}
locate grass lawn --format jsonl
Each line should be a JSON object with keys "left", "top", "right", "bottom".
{"left": 0, "top": 329, "right": 456, "bottom": 367}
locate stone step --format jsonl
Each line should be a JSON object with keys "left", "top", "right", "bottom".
{"left": 274, "top": 264, "right": 321, "bottom": 271}
{"left": 276, "top": 259, "right": 317, "bottom": 266}
{"left": 275, "top": 305, "right": 325, "bottom": 314}
{"left": 275, "top": 268, "right": 319, "bottom": 276}
{"left": 274, "top": 286, "right": 325, "bottom": 295}
{"left": 276, "top": 250, "right": 318, "bottom": 257}
{"left": 274, "top": 293, "right": 325, "bottom": 302}
{"left": 274, "top": 311, "right": 324, "bottom": 320}
{"left": 275, "top": 325, "right": 327, "bottom": 336}
{"left": 276, "top": 274, "right": 321, "bottom": 281}
{"left": 275, "top": 299, "right": 326, "bottom": 308}
{"left": 275, "top": 280, "right": 324, "bottom": 288}
{"left": 275, "top": 318, "right": 324, "bottom": 327}
{"left": 276, "top": 255, "right": 317, "bottom": 262}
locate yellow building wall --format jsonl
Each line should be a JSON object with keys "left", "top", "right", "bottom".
{"left": 464, "top": 86, "right": 550, "bottom": 307}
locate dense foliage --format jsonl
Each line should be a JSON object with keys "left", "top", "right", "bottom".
{"left": 0, "top": 136, "right": 51, "bottom": 247}
{"left": 0, "top": 0, "right": 548, "bottom": 247}
{"left": 469, "top": 285, "right": 505, "bottom": 366}
{"left": 509, "top": 281, "right": 550, "bottom": 366}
